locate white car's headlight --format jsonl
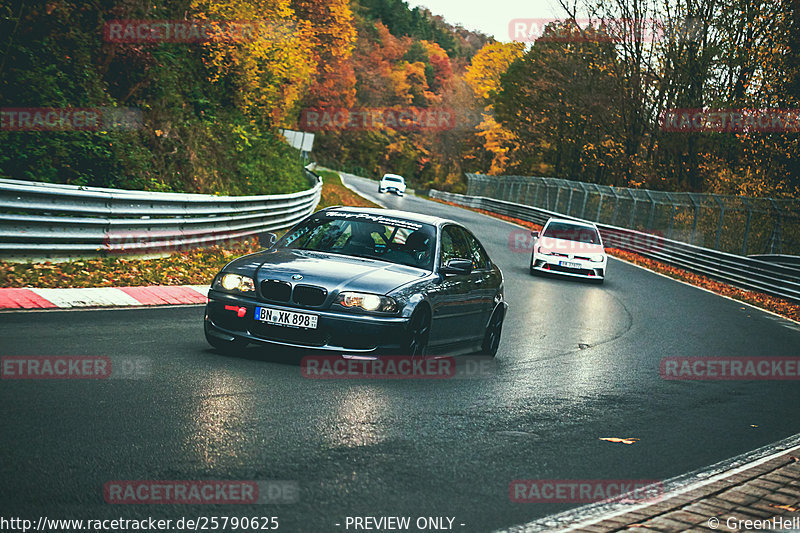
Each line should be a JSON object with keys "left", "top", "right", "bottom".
{"left": 336, "top": 292, "right": 398, "bottom": 313}
{"left": 217, "top": 273, "right": 255, "bottom": 293}
{"left": 588, "top": 254, "right": 605, "bottom": 262}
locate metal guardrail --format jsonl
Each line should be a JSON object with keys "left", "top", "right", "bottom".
{"left": 466, "top": 173, "right": 800, "bottom": 257}
{"left": 0, "top": 169, "right": 322, "bottom": 260}
{"left": 430, "top": 189, "right": 800, "bottom": 305}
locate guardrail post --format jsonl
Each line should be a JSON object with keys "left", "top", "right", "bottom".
{"left": 579, "top": 184, "right": 590, "bottom": 219}
{"left": 690, "top": 195, "right": 700, "bottom": 245}
{"left": 566, "top": 186, "right": 574, "bottom": 216}
{"left": 610, "top": 191, "right": 620, "bottom": 226}
{"left": 628, "top": 191, "right": 638, "bottom": 228}
{"left": 767, "top": 199, "right": 783, "bottom": 254}
{"left": 554, "top": 186, "right": 563, "bottom": 213}
{"left": 741, "top": 198, "right": 752, "bottom": 256}
{"left": 713, "top": 195, "right": 726, "bottom": 250}
{"left": 645, "top": 190, "right": 656, "bottom": 230}
{"left": 595, "top": 193, "right": 604, "bottom": 222}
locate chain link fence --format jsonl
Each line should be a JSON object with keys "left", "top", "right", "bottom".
{"left": 466, "top": 174, "right": 800, "bottom": 257}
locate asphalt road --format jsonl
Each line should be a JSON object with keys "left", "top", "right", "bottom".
{"left": 2, "top": 175, "right": 799, "bottom": 532}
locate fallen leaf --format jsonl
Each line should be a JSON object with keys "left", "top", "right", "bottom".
{"left": 769, "top": 504, "right": 798, "bottom": 512}
{"left": 599, "top": 437, "right": 640, "bottom": 445}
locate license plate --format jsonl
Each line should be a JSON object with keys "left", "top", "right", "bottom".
{"left": 255, "top": 306, "right": 318, "bottom": 329}
{"left": 559, "top": 261, "right": 581, "bottom": 269}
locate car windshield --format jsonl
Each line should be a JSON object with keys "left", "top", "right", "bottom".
{"left": 279, "top": 212, "right": 435, "bottom": 270}
{"left": 543, "top": 222, "right": 601, "bottom": 244}
{"left": 383, "top": 176, "right": 403, "bottom": 182}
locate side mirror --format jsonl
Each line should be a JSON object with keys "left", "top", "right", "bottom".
{"left": 440, "top": 258, "right": 473, "bottom": 275}
{"left": 530, "top": 230, "right": 540, "bottom": 239}
{"left": 259, "top": 231, "right": 278, "bottom": 249}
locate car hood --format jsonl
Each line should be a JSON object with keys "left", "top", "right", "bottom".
{"left": 539, "top": 236, "right": 604, "bottom": 255}
{"left": 226, "top": 248, "right": 428, "bottom": 295}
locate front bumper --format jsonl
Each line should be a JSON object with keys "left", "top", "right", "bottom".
{"left": 205, "top": 291, "right": 410, "bottom": 353}
{"left": 380, "top": 186, "right": 404, "bottom": 195}
{"left": 531, "top": 252, "right": 606, "bottom": 279}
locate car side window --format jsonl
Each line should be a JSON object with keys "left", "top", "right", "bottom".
{"left": 462, "top": 229, "right": 490, "bottom": 270}
{"left": 439, "top": 225, "right": 472, "bottom": 267}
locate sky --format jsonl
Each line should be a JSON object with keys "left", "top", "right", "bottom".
{"left": 406, "top": 0, "right": 572, "bottom": 42}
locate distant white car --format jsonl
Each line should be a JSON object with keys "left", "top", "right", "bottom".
{"left": 378, "top": 174, "right": 406, "bottom": 195}
{"left": 529, "top": 218, "right": 607, "bottom": 283}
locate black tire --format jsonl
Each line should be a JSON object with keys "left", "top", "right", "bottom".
{"left": 404, "top": 307, "right": 431, "bottom": 356}
{"left": 204, "top": 321, "right": 248, "bottom": 354}
{"left": 481, "top": 307, "right": 505, "bottom": 357}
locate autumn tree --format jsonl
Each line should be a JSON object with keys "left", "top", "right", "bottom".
{"left": 190, "top": 0, "right": 316, "bottom": 127}
{"left": 463, "top": 41, "right": 524, "bottom": 174}
{"left": 292, "top": 0, "right": 358, "bottom": 108}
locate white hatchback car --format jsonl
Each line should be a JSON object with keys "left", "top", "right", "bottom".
{"left": 378, "top": 173, "right": 406, "bottom": 195}
{"left": 529, "top": 218, "right": 607, "bottom": 283}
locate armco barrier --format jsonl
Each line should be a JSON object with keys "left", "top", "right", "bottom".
{"left": 430, "top": 189, "right": 800, "bottom": 304}
{"left": 0, "top": 169, "right": 321, "bottom": 260}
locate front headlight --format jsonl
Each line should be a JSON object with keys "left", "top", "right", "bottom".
{"left": 216, "top": 273, "right": 255, "bottom": 293}
{"left": 336, "top": 292, "right": 398, "bottom": 314}
{"left": 588, "top": 254, "right": 605, "bottom": 262}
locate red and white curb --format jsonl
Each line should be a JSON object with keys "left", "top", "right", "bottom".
{"left": 0, "top": 285, "right": 210, "bottom": 310}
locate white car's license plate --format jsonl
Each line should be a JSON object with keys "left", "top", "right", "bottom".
{"left": 559, "top": 261, "right": 581, "bottom": 269}
{"left": 255, "top": 306, "right": 318, "bottom": 329}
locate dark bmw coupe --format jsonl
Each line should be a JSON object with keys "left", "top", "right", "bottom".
{"left": 204, "top": 207, "right": 507, "bottom": 357}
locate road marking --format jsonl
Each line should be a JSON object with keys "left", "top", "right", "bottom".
{"left": 118, "top": 285, "right": 207, "bottom": 305}
{"left": 2, "top": 285, "right": 211, "bottom": 310}
{"left": 30, "top": 287, "right": 142, "bottom": 308}
{"left": 0, "top": 288, "right": 58, "bottom": 309}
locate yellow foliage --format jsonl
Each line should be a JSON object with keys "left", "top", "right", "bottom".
{"left": 190, "top": 0, "right": 316, "bottom": 125}
{"left": 464, "top": 41, "right": 525, "bottom": 101}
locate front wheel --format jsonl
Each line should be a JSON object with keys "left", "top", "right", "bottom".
{"left": 404, "top": 307, "right": 431, "bottom": 356}
{"left": 480, "top": 307, "right": 505, "bottom": 357}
